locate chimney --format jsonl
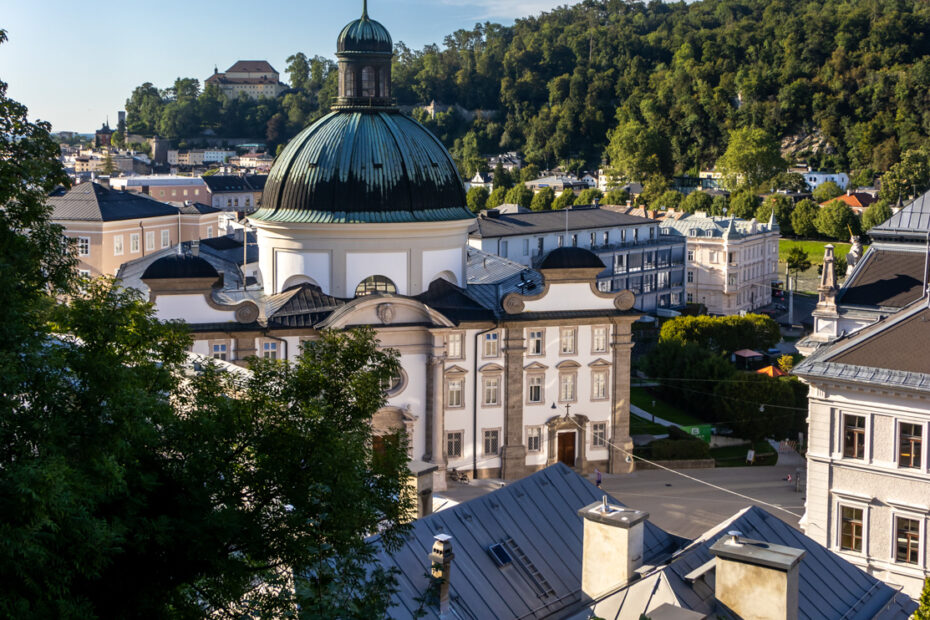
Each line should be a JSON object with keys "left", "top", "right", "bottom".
{"left": 429, "top": 534, "right": 454, "bottom": 617}
{"left": 191, "top": 240, "right": 200, "bottom": 257}
{"left": 578, "top": 497, "right": 648, "bottom": 599}
{"left": 709, "top": 531, "right": 805, "bottom": 620}
{"left": 407, "top": 461, "right": 437, "bottom": 521}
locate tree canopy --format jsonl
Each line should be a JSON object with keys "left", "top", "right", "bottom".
{"left": 659, "top": 314, "right": 781, "bottom": 355}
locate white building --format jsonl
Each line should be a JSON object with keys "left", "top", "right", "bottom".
{"left": 804, "top": 171, "right": 850, "bottom": 191}
{"left": 205, "top": 61, "right": 287, "bottom": 101}
{"left": 660, "top": 211, "right": 779, "bottom": 315}
{"left": 469, "top": 206, "right": 686, "bottom": 314}
{"left": 130, "top": 7, "right": 641, "bottom": 489}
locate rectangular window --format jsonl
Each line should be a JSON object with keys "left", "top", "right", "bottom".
{"left": 263, "top": 341, "right": 277, "bottom": 360}
{"left": 843, "top": 415, "right": 866, "bottom": 459}
{"left": 113, "top": 235, "right": 124, "bottom": 256}
{"left": 687, "top": 250, "right": 694, "bottom": 262}
{"left": 603, "top": 231, "right": 609, "bottom": 245}
{"left": 447, "top": 378, "right": 463, "bottom": 408}
{"left": 687, "top": 292, "right": 694, "bottom": 303}
{"left": 589, "top": 232, "right": 595, "bottom": 247}
{"left": 483, "top": 332, "right": 499, "bottom": 358}
{"left": 447, "top": 431, "right": 463, "bottom": 458}
{"left": 709, "top": 251, "right": 718, "bottom": 264}
{"left": 592, "top": 422, "right": 607, "bottom": 447}
{"left": 447, "top": 332, "right": 463, "bottom": 359}
{"left": 212, "top": 343, "right": 228, "bottom": 360}
{"left": 528, "top": 375, "right": 544, "bottom": 403}
{"left": 592, "top": 326, "right": 608, "bottom": 353}
{"left": 899, "top": 423, "right": 922, "bottom": 468}
{"left": 687, "top": 271, "right": 694, "bottom": 283}
{"left": 483, "top": 376, "right": 500, "bottom": 406}
{"left": 537, "top": 237, "right": 544, "bottom": 254}
{"left": 130, "top": 233, "right": 140, "bottom": 253}
{"left": 161, "top": 229, "right": 170, "bottom": 248}
{"left": 145, "top": 231, "right": 155, "bottom": 251}
{"left": 528, "top": 329, "right": 544, "bottom": 356}
{"left": 501, "top": 240, "right": 509, "bottom": 256}
{"left": 483, "top": 429, "right": 500, "bottom": 455}
{"left": 557, "top": 235, "right": 564, "bottom": 248}
{"left": 592, "top": 371, "right": 608, "bottom": 400}
{"left": 76, "top": 237, "right": 90, "bottom": 256}
{"left": 522, "top": 239, "right": 529, "bottom": 256}
{"left": 560, "top": 373, "right": 576, "bottom": 402}
{"left": 560, "top": 328, "right": 576, "bottom": 355}
{"left": 728, "top": 252, "right": 735, "bottom": 264}
{"left": 840, "top": 506, "right": 863, "bottom": 552}
{"left": 895, "top": 517, "right": 920, "bottom": 564}
{"left": 571, "top": 234, "right": 578, "bottom": 247}
{"left": 614, "top": 254, "right": 626, "bottom": 274}
{"left": 527, "top": 427, "right": 541, "bottom": 452}
{"left": 207, "top": 225, "right": 213, "bottom": 238}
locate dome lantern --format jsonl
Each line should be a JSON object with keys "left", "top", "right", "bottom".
{"left": 336, "top": 1, "right": 394, "bottom": 108}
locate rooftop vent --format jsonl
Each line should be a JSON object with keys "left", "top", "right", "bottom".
{"left": 488, "top": 543, "right": 513, "bottom": 567}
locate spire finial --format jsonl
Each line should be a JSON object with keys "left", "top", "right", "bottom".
{"left": 362, "top": 0, "right": 368, "bottom": 18}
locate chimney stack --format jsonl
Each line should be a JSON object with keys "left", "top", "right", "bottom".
{"left": 407, "top": 461, "right": 437, "bottom": 521}
{"left": 578, "top": 498, "right": 648, "bottom": 599}
{"left": 429, "top": 534, "right": 454, "bottom": 617}
{"left": 709, "top": 532, "right": 805, "bottom": 620}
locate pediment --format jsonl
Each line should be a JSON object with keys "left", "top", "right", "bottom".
{"left": 555, "top": 360, "right": 582, "bottom": 369}
{"left": 524, "top": 361, "right": 549, "bottom": 371}
{"left": 588, "top": 358, "right": 612, "bottom": 368}
{"left": 444, "top": 365, "right": 468, "bottom": 375}
{"left": 317, "top": 296, "right": 455, "bottom": 329}
{"left": 479, "top": 363, "right": 504, "bottom": 373}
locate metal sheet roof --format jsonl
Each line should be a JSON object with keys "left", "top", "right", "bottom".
{"left": 472, "top": 207, "right": 653, "bottom": 239}
{"left": 838, "top": 248, "right": 926, "bottom": 309}
{"left": 49, "top": 182, "right": 180, "bottom": 222}
{"left": 872, "top": 189, "right": 930, "bottom": 240}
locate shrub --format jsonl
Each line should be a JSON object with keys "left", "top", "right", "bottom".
{"left": 651, "top": 438, "right": 710, "bottom": 460}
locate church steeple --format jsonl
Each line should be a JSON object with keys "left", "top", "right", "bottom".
{"left": 335, "top": 3, "right": 394, "bottom": 108}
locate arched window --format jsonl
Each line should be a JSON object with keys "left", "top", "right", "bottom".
{"left": 361, "top": 66, "right": 376, "bottom": 97}
{"left": 378, "top": 69, "right": 389, "bottom": 98}
{"left": 355, "top": 275, "right": 397, "bottom": 297}
{"left": 344, "top": 68, "right": 356, "bottom": 97}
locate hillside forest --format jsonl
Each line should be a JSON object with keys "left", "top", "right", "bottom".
{"left": 124, "top": 0, "right": 930, "bottom": 203}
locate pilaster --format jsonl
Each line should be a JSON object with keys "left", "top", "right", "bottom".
{"left": 425, "top": 352, "right": 447, "bottom": 491}
{"left": 501, "top": 327, "right": 527, "bottom": 480}
{"left": 609, "top": 320, "right": 635, "bottom": 474}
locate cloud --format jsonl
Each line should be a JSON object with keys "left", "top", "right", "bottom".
{"left": 438, "top": 0, "right": 573, "bottom": 20}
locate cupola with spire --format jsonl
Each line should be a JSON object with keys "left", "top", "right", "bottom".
{"left": 336, "top": 0, "right": 394, "bottom": 107}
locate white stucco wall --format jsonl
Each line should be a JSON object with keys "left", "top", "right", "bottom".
{"left": 346, "top": 251, "right": 408, "bottom": 295}
{"left": 521, "top": 282, "right": 616, "bottom": 313}
{"left": 422, "top": 247, "right": 464, "bottom": 287}
{"left": 153, "top": 294, "right": 237, "bottom": 323}
{"left": 275, "top": 250, "right": 331, "bottom": 294}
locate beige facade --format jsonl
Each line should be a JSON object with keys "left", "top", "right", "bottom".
{"left": 661, "top": 212, "right": 779, "bottom": 315}
{"left": 65, "top": 216, "right": 182, "bottom": 277}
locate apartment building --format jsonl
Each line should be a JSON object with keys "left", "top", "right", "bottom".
{"left": 469, "top": 205, "right": 686, "bottom": 314}
{"left": 110, "top": 176, "right": 211, "bottom": 203}
{"left": 660, "top": 210, "right": 779, "bottom": 315}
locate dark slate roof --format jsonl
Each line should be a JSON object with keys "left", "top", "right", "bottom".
{"left": 202, "top": 175, "right": 256, "bottom": 194}
{"left": 265, "top": 284, "right": 347, "bottom": 329}
{"left": 176, "top": 202, "right": 221, "bottom": 215}
{"left": 337, "top": 9, "right": 392, "bottom": 55}
{"left": 838, "top": 248, "right": 925, "bottom": 308}
{"left": 655, "top": 506, "right": 914, "bottom": 620}
{"left": 225, "top": 60, "right": 278, "bottom": 74}
{"left": 49, "top": 182, "right": 179, "bottom": 222}
{"left": 472, "top": 207, "right": 653, "bottom": 239}
{"left": 412, "top": 279, "right": 496, "bottom": 324}
{"left": 371, "top": 464, "right": 684, "bottom": 620}
{"left": 141, "top": 254, "right": 219, "bottom": 280}
{"left": 795, "top": 299, "right": 930, "bottom": 391}
{"left": 871, "top": 188, "right": 930, "bottom": 240}
{"left": 539, "top": 247, "right": 605, "bottom": 270}
{"left": 253, "top": 109, "right": 472, "bottom": 224}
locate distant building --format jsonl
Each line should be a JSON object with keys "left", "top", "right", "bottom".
{"left": 466, "top": 171, "right": 492, "bottom": 191}
{"left": 469, "top": 205, "right": 686, "bottom": 314}
{"left": 229, "top": 152, "right": 273, "bottom": 172}
{"left": 205, "top": 61, "right": 287, "bottom": 101}
{"left": 524, "top": 175, "right": 588, "bottom": 194}
{"left": 488, "top": 151, "right": 523, "bottom": 172}
{"left": 819, "top": 190, "right": 878, "bottom": 215}
{"left": 167, "top": 149, "right": 237, "bottom": 168}
{"left": 48, "top": 182, "right": 222, "bottom": 277}
{"left": 660, "top": 210, "right": 779, "bottom": 315}
{"left": 110, "top": 176, "right": 211, "bottom": 204}
{"left": 805, "top": 171, "right": 849, "bottom": 191}
{"left": 94, "top": 122, "right": 113, "bottom": 148}
{"left": 201, "top": 175, "right": 266, "bottom": 211}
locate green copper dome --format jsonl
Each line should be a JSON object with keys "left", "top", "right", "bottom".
{"left": 337, "top": 5, "right": 392, "bottom": 55}
{"left": 253, "top": 109, "right": 473, "bottom": 224}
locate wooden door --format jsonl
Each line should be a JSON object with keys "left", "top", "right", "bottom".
{"left": 557, "top": 432, "right": 576, "bottom": 467}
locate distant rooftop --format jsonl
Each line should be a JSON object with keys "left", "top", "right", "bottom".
{"left": 871, "top": 188, "right": 930, "bottom": 241}
{"left": 471, "top": 205, "right": 654, "bottom": 239}
{"left": 660, "top": 211, "right": 776, "bottom": 239}
{"left": 49, "top": 182, "right": 180, "bottom": 222}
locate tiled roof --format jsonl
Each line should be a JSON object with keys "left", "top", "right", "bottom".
{"left": 838, "top": 248, "right": 925, "bottom": 308}
{"left": 819, "top": 192, "right": 876, "bottom": 210}
{"left": 871, "top": 188, "right": 930, "bottom": 240}
{"left": 370, "top": 464, "right": 684, "bottom": 620}
{"left": 471, "top": 207, "right": 653, "bottom": 239}
{"left": 225, "top": 60, "right": 277, "bottom": 74}
{"left": 176, "top": 202, "right": 221, "bottom": 215}
{"left": 49, "top": 182, "right": 179, "bottom": 222}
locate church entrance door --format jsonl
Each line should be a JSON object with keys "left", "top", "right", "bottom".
{"left": 557, "top": 432, "right": 576, "bottom": 467}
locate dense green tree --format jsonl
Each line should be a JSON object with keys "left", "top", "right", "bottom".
{"left": 519, "top": 163, "right": 540, "bottom": 182}
{"left": 285, "top": 52, "right": 311, "bottom": 91}
{"left": 915, "top": 577, "right": 930, "bottom": 620}
{"left": 574, "top": 188, "right": 603, "bottom": 206}
{"left": 605, "top": 118, "right": 673, "bottom": 181}
{"left": 879, "top": 148, "right": 930, "bottom": 203}
{"left": 816, "top": 200, "right": 861, "bottom": 240}
{"left": 652, "top": 189, "right": 683, "bottom": 211}
{"left": 487, "top": 186, "right": 507, "bottom": 208}
{"left": 786, "top": 246, "right": 812, "bottom": 289}
{"left": 605, "top": 188, "right": 630, "bottom": 206}
{"left": 681, "top": 191, "right": 713, "bottom": 214}
{"left": 710, "top": 194, "right": 729, "bottom": 217}
{"left": 728, "top": 190, "right": 761, "bottom": 219}
{"left": 642, "top": 342, "right": 734, "bottom": 417}
{"left": 552, "top": 189, "right": 575, "bottom": 210}
{"left": 530, "top": 187, "right": 555, "bottom": 211}
{"left": 713, "top": 374, "right": 798, "bottom": 441}
{"left": 755, "top": 194, "right": 794, "bottom": 235}
{"left": 771, "top": 172, "right": 809, "bottom": 193}
{"left": 491, "top": 162, "right": 513, "bottom": 190}
{"left": 505, "top": 184, "right": 534, "bottom": 208}
{"left": 659, "top": 314, "right": 781, "bottom": 355}
{"left": 789, "top": 199, "right": 819, "bottom": 238}
{"left": 124, "top": 82, "right": 164, "bottom": 135}
{"left": 467, "top": 186, "right": 489, "bottom": 212}
{"left": 812, "top": 181, "right": 843, "bottom": 203}
{"left": 862, "top": 201, "right": 893, "bottom": 231}
{"left": 716, "top": 127, "right": 785, "bottom": 190}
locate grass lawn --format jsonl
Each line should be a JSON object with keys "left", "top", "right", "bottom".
{"left": 630, "top": 386, "right": 703, "bottom": 426}
{"left": 778, "top": 239, "right": 869, "bottom": 294}
{"left": 710, "top": 440, "right": 777, "bottom": 467}
{"left": 630, "top": 413, "right": 669, "bottom": 436}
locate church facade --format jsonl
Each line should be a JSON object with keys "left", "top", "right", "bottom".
{"left": 136, "top": 5, "right": 639, "bottom": 486}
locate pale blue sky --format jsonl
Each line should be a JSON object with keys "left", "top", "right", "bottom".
{"left": 0, "top": 0, "right": 573, "bottom": 132}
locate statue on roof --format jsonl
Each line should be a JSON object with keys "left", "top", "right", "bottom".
{"left": 846, "top": 226, "right": 863, "bottom": 277}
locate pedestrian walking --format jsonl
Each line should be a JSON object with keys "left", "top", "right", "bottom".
{"left": 595, "top": 468, "right": 602, "bottom": 488}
